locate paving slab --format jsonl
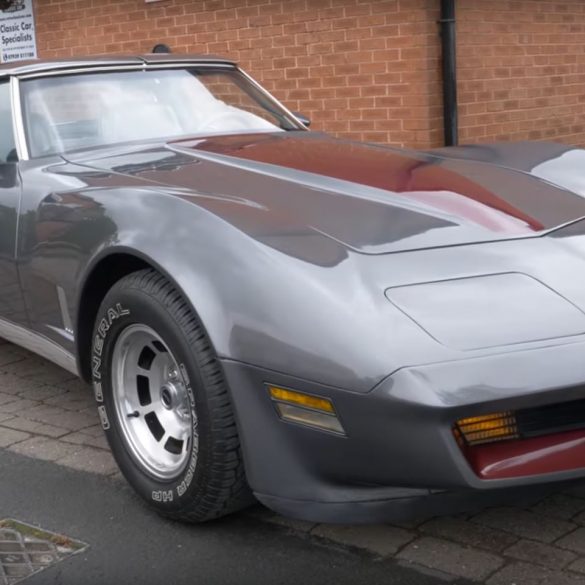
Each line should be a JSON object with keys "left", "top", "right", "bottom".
{"left": 56, "top": 446, "right": 119, "bottom": 475}
{"left": 531, "top": 494, "right": 585, "bottom": 521}
{"left": 0, "top": 374, "right": 43, "bottom": 395}
{"left": 558, "top": 528, "right": 585, "bottom": 555}
{"left": 16, "top": 385, "right": 68, "bottom": 402}
{"left": 487, "top": 561, "right": 585, "bottom": 585}
{"left": 75, "top": 424, "right": 105, "bottom": 438}
{"left": 0, "top": 427, "right": 29, "bottom": 448}
{"left": 0, "top": 352, "right": 26, "bottom": 367}
{"left": 311, "top": 524, "right": 415, "bottom": 557}
{"left": 504, "top": 538, "right": 577, "bottom": 569}
{"left": 60, "top": 430, "right": 109, "bottom": 450}
{"left": 1, "top": 416, "right": 70, "bottom": 438}
{"left": 419, "top": 517, "right": 518, "bottom": 553}
{"left": 44, "top": 392, "right": 94, "bottom": 412}
{"left": 8, "top": 436, "right": 81, "bottom": 462}
{"left": 16, "top": 405, "right": 97, "bottom": 432}
{"left": 0, "top": 393, "right": 18, "bottom": 406}
{"left": 57, "top": 378, "right": 90, "bottom": 393}
{"left": 0, "top": 398, "right": 38, "bottom": 415}
{"left": 569, "top": 558, "right": 585, "bottom": 575}
{"left": 472, "top": 507, "right": 576, "bottom": 543}
{"left": 396, "top": 536, "right": 504, "bottom": 582}
{"left": 573, "top": 511, "right": 585, "bottom": 527}
{"left": 2, "top": 359, "right": 75, "bottom": 385}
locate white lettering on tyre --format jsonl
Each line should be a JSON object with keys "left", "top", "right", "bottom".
{"left": 94, "top": 381, "right": 103, "bottom": 402}
{"left": 152, "top": 490, "right": 174, "bottom": 503}
{"left": 93, "top": 304, "right": 129, "bottom": 426}
{"left": 177, "top": 452, "right": 197, "bottom": 498}
{"left": 92, "top": 356, "right": 102, "bottom": 380}
{"left": 176, "top": 363, "right": 198, "bottom": 498}
{"left": 92, "top": 303, "right": 130, "bottom": 381}
{"left": 98, "top": 405, "right": 110, "bottom": 430}
{"left": 94, "top": 334, "right": 104, "bottom": 357}
{"left": 179, "top": 363, "right": 190, "bottom": 387}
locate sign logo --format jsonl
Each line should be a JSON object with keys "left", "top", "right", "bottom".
{"left": 0, "top": 0, "right": 36, "bottom": 63}
{"left": 0, "top": 1, "right": 25, "bottom": 13}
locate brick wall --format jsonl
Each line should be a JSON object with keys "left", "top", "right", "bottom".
{"left": 458, "top": 0, "right": 585, "bottom": 146}
{"left": 32, "top": 0, "right": 585, "bottom": 148}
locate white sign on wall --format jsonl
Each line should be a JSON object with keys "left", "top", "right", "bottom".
{"left": 0, "top": 0, "right": 36, "bottom": 64}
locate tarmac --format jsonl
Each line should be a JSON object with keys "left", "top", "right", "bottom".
{"left": 0, "top": 448, "right": 462, "bottom": 585}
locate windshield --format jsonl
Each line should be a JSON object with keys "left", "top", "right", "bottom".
{"left": 20, "top": 66, "right": 302, "bottom": 157}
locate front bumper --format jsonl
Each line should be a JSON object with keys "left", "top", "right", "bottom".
{"left": 220, "top": 339, "right": 585, "bottom": 523}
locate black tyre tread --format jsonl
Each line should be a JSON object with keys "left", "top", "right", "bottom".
{"left": 108, "top": 269, "right": 253, "bottom": 522}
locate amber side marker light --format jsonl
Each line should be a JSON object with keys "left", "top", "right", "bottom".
{"left": 268, "top": 386, "right": 345, "bottom": 435}
{"left": 454, "top": 411, "right": 519, "bottom": 446}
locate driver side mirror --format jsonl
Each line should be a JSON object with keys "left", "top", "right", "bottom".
{"left": 293, "top": 112, "right": 311, "bottom": 128}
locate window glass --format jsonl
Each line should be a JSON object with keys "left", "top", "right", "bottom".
{"left": 0, "top": 83, "right": 16, "bottom": 163}
{"left": 21, "top": 68, "right": 302, "bottom": 157}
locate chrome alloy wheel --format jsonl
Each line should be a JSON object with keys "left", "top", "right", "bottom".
{"left": 111, "top": 324, "right": 197, "bottom": 480}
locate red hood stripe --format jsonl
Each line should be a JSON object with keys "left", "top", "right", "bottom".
{"left": 181, "top": 132, "right": 545, "bottom": 233}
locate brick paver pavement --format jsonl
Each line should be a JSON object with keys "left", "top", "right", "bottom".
{"left": 4, "top": 338, "right": 585, "bottom": 583}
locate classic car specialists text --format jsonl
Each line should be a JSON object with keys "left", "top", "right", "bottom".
{"left": 0, "top": 20, "right": 32, "bottom": 46}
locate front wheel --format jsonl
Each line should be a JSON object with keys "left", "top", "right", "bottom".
{"left": 91, "top": 269, "right": 253, "bottom": 522}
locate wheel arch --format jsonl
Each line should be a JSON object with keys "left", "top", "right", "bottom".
{"left": 75, "top": 249, "right": 202, "bottom": 383}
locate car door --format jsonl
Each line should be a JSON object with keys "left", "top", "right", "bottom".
{"left": 0, "top": 79, "right": 27, "bottom": 327}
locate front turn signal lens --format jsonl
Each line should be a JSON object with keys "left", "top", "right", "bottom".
{"left": 268, "top": 385, "right": 345, "bottom": 435}
{"left": 269, "top": 386, "right": 335, "bottom": 413}
{"left": 455, "top": 411, "right": 519, "bottom": 446}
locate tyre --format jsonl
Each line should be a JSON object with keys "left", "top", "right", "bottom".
{"left": 91, "top": 269, "right": 253, "bottom": 522}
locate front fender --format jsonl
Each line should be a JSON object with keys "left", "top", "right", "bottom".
{"left": 71, "top": 187, "right": 402, "bottom": 393}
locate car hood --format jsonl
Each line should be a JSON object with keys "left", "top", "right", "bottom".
{"left": 65, "top": 131, "right": 585, "bottom": 254}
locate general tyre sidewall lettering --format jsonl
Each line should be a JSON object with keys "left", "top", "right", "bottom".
{"left": 91, "top": 291, "right": 209, "bottom": 513}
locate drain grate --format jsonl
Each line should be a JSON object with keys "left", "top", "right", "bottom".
{"left": 0, "top": 520, "right": 87, "bottom": 584}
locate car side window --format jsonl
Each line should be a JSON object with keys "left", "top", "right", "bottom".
{"left": 0, "top": 82, "right": 17, "bottom": 163}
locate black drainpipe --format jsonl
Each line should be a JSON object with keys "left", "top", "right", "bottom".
{"left": 439, "top": 0, "right": 458, "bottom": 146}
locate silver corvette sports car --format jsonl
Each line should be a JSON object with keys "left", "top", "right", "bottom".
{"left": 2, "top": 54, "right": 585, "bottom": 523}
